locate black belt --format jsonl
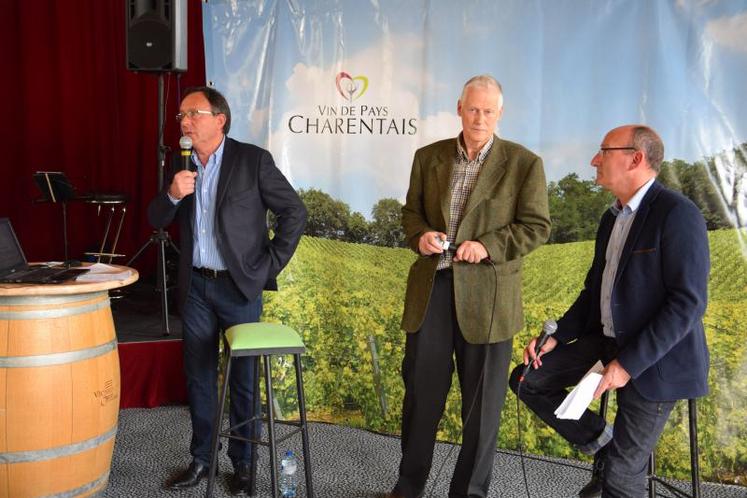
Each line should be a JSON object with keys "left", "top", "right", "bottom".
{"left": 192, "top": 267, "right": 230, "bottom": 279}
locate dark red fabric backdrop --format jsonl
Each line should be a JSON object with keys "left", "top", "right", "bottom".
{"left": 2, "top": 0, "right": 206, "bottom": 270}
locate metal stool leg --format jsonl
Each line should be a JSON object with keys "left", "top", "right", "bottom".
{"left": 647, "top": 399, "right": 700, "bottom": 498}
{"left": 95, "top": 207, "right": 114, "bottom": 263}
{"left": 599, "top": 391, "right": 610, "bottom": 420}
{"left": 294, "top": 353, "right": 314, "bottom": 498}
{"left": 689, "top": 399, "right": 701, "bottom": 498}
{"left": 206, "top": 348, "right": 233, "bottom": 498}
{"left": 107, "top": 206, "right": 127, "bottom": 263}
{"left": 264, "top": 355, "right": 279, "bottom": 498}
{"left": 649, "top": 452, "right": 657, "bottom": 498}
{"left": 250, "top": 358, "right": 260, "bottom": 496}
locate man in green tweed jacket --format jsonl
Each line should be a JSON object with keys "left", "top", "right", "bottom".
{"left": 389, "top": 75, "right": 551, "bottom": 498}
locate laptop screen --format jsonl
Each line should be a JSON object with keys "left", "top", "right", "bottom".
{"left": 0, "top": 218, "right": 28, "bottom": 274}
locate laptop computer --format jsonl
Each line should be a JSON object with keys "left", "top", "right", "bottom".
{"left": 0, "top": 218, "right": 89, "bottom": 284}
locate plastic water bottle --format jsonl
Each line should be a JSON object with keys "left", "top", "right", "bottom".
{"left": 279, "top": 450, "right": 298, "bottom": 497}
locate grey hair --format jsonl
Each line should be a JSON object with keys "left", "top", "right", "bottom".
{"left": 631, "top": 126, "right": 664, "bottom": 172}
{"left": 460, "top": 74, "right": 504, "bottom": 108}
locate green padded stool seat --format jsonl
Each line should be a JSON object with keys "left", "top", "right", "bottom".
{"left": 205, "top": 323, "right": 314, "bottom": 498}
{"left": 227, "top": 323, "right": 305, "bottom": 354}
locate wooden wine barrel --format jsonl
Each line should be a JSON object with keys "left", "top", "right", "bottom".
{"left": 0, "top": 269, "right": 137, "bottom": 498}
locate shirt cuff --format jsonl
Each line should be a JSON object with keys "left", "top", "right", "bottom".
{"left": 167, "top": 192, "right": 181, "bottom": 205}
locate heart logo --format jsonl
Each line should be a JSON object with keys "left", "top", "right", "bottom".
{"left": 335, "top": 72, "right": 369, "bottom": 102}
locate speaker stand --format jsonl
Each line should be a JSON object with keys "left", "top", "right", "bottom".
{"left": 127, "top": 73, "right": 178, "bottom": 336}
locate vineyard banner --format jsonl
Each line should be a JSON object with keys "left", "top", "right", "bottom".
{"left": 201, "top": 2, "right": 747, "bottom": 481}
{"left": 202, "top": 0, "right": 747, "bottom": 240}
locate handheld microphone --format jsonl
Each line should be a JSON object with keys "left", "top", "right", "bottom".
{"left": 179, "top": 136, "right": 194, "bottom": 172}
{"left": 518, "top": 319, "right": 558, "bottom": 382}
{"left": 437, "top": 238, "right": 459, "bottom": 252}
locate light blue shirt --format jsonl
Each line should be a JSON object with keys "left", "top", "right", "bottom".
{"left": 191, "top": 137, "right": 227, "bottom": 270}
{"left": 600, "top": 177, "right": 656, "bottom": 338}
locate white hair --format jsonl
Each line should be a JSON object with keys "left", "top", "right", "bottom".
{"left": 460, "top": 74, "right": 504, "bottom": 108}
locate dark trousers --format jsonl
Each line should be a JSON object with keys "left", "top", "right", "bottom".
{"left": 396, "top": 270, "right": 513, "bottom": 498}
{"left": 181, "top": 270, "right": 263, "bottom": 468}
{"left": 508, "top": 333, "right": 676, "bottom": 497}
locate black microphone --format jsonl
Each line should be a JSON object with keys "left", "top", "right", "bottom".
{"left": 179, "top": 136, "right": 194, "bottom": 172}
{"left": 519, "top": 319, "right": 558, "bottom": 382}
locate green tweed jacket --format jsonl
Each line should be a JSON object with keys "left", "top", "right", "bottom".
{"left": 401, "top": 135, "right": 551, "bottom": 344}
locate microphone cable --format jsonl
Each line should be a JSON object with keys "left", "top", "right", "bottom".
{"left": 427, "top": 249, "right": 499, "bottom": 497}
{"left": 514, "top": 319, "right": 558, "bottom": 498}
{"left": 515, "top": 370, "right": 533, "bottom": 497}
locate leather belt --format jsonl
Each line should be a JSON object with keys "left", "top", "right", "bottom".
{"left": 192, "top": 267, "right": 230, "bottom": 279}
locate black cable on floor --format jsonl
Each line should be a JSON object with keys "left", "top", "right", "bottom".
{"left": 427, "top": 257, "right": 498, "bottom": 497}
{"left": 515, "top": 380, "right": 532, "bottom": 498}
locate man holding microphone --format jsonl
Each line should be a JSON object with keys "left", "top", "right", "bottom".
{"left": 389, "top": 75, "right": 551, "bottom": 498}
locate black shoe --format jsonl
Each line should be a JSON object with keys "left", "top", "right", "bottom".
{"left": 382, "top": 488, "right": 423, "bottom": 498}
{"left": 578, "top": 445, "right": 608, "bottom": 498}
{"left": 167, "top": 461, "right": 209, "bottom": 489}
{"left": 229, "top": 462, "right": 254, "bottom": 496}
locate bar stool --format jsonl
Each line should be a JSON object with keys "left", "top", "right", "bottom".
{"left": 648, "top": 399, "right": 700, "bottom": 498}
{"left": 597, "top": 394, "right": 700, "bottom": 498}
{"left": 84, "top": 193, "right": 128, "bottom": 263}
{"left": 205, "top": 323, "right": 314, "bottom": 498}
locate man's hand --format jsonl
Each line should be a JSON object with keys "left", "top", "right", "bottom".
{"left": 418, "top": 231, "right": 448, "bottom": 256}
{"left": 523, "top": 335, "right": 558, "bottom": 370}
{"left": 453, "top": 240, "right": 489, "bottom": 264}
{"left": 169, "top": 170, "right": 197, "bottom": 200}
{"left": 593, "top": 359, "right": 631, "bottom": 399}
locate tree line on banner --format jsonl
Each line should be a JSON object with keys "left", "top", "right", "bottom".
{"left": 288, "top": 142, "right": 744, "bottom": 248}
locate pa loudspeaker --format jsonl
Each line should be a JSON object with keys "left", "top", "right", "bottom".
{"left": 126, "top": 0, "right": 187, "bottom": 72}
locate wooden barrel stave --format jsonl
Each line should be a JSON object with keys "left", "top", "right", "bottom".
{"left": 0, "top": 291, "right": 119, "bottom": 498}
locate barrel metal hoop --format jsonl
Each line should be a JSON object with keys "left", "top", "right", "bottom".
{"left": 0, "top": 297, "right": 111, "bottom": 320}
{"left": 0, "top": 291, "right": 107, "bottom": 306}
{"left": 41, "top": 470, "right": 110, "bottom": 498}
{"left": 0, "top": 425, "right": 117, "bottom": 464}
{"left": 0, "top": 339, "right": 117, "bottom": 368}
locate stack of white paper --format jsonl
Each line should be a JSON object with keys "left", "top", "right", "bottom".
{"left": 554, "top": 361, "right": 604, "bottom": 420}
{"left": 76, "top": 263, "right": 133, "bottom": 282}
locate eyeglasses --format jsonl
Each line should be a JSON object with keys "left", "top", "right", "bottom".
{"left": 598, "top": 146, "right": 637, "bottom": 155}
{"left": 175, "top": 109, "right": 216, "bottom": 122}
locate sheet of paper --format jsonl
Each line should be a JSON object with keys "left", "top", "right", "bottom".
{"left": 75, "top": 263, "right": 132, "bottom": 282}
{"left": 554, "top": 361, "right": 604, "bottom": 420}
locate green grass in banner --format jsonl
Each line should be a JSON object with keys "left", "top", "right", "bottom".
{"left": 261, "top": 228, "right": 747, "bottom": 485}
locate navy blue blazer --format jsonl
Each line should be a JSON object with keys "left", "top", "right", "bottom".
{"left": 148, "top": 137, "right": 307, "bottom": 309}
{"left": 554, "top": 181, "right": 710, "bottom": 401}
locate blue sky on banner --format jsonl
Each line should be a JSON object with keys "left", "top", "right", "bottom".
{"left": 203, "top": 0, "right": 747, "bottom": 218}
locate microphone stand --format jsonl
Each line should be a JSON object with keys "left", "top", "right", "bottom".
{"left": 127, "top": 73, "right": 179, "bottom": 336}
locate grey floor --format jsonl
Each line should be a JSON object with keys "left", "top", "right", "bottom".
{"left": 103, "top": 406, "right": 746, "bottom": 498}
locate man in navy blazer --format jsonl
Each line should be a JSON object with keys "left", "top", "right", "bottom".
{"left": 148, "top": 87, "right": 306, "bottom": 494}
{"left": 509, "top": 125, "right": 710, "bottom": 498}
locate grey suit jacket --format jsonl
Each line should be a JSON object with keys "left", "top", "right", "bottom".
{"left": 401, "top": 136, "right": 551, "bottom": 343}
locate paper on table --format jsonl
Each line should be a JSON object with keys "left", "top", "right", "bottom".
{"left": 554, "top": 361, "right": 605, "bottom": 420}
{"left": 75, "top": 263, "right": 133, "bottom": 282}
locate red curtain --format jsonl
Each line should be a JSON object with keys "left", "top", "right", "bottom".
{"left": 2, "top": 0, "right": 206, "bottom": 269}
{"left": 119, "top": 339, "right": 188, "bottom": 408}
